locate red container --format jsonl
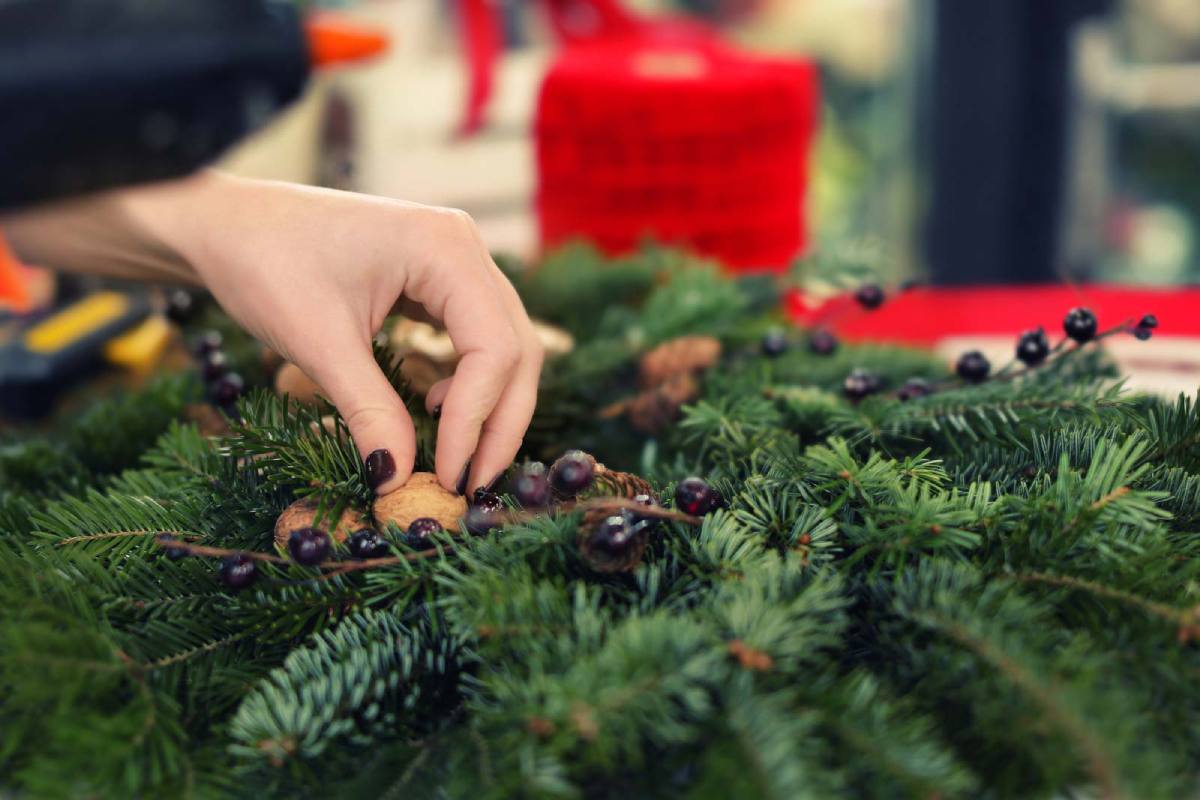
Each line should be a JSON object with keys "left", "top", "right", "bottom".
{"left": 535, "top": 38, "right": 819, "bottom": 271}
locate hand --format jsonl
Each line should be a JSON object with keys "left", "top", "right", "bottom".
{"left": 4, "top": 171, "right": 544, "bottom": 495}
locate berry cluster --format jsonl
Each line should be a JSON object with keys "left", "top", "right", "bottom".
{"left": 189, "top": 330, "right": 245, "bottom": 416}
{"left": 165, "top": 449, "right": 719, "bottom": 586}
{"left": 839, "top": 305, "right": 1158, "bottom": 402}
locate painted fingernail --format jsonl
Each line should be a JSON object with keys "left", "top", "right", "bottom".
{"left": 432, "top": 404, "right": 442, "bottom": 420}
{"left": 365, "top": 449, "right": 395, "bottom": 491}
{"left": 455, "top": 460, "right": 472, "bottom": 496}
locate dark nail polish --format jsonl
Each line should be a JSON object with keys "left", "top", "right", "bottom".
{"left": 455, "top": 460, "right": 472, "bottom": 496}
{"left": 365, "top": 449, "right": 395, "bottom": 490}
{"left": 432, "top": 404, "right": 442, "bottom": 420}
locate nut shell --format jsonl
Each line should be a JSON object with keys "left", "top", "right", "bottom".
{"left": 274, "top": 363, "right": 324, "bottom": 405}
{"left": 274, "top": 497, "right": 369, "bottom": 550}
{"left": 373, "top": 471, "right": 467, "bottom": 532}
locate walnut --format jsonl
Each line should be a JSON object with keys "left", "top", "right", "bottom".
{"left": 273, "top": 497, "right": 369, "bottom": 550}
{"left": 639, "top": 335, "right": 721, "bottom": 388}
{"left": 274, "top": 362, "right": 323, "bottom": 405}
{"left": 373, "top": 471, "right": 467, "bottom": 532}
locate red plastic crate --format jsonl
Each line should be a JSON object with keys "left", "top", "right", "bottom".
{"left": 535, "top": 39, "right": 819, "bottom": 271}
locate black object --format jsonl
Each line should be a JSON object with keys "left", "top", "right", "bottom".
{"left": 512, "top": 463, "right": 551, "bottom": 507}
{"left": 761, "top": 330, "right": 788, "bottom": 357}
{"left": 589, "top": 513, "right": 635, "bottom": 558}
{"left": 347, "top": 529, "right": 388, "bottom": 559}
{"left": 854, "top": 284, "right": 885, "bottom": 310}
{"left": 0, "top": 0, "right": 309, "bottom": 209}
{"left": 898, "top": 377, "right": 932, "bottom": 401}
{"left": 808, "top": 330, "right": 838, "bottom": 356}
{"left": 1063, "top": 307, "right": 1097, "bottom": 342}
{"left": 287, "top": 527, "right": 330, "bottom": 566}
{"left": 1016, "top": 328, "right": 1051, "bottom": 365}
{"left": 956, "top": 351, "right": 991, "bottom": 382}
{"left": 218, "top": 553, "right": 257, "bottom": 589}
{"left": 923, "top": 0, "right": 1113, "bottom": 283}
{"left": 843, "top": 369, "right": 881, "bottom": 400}
{"left": 405, "top": 518, "right": 443, "bottom": 550}
{"left": 674, "top": 477, "right": 714, "bottom": 516}
{"left": 550, "top": 451, "right": 595, "bottom": 497}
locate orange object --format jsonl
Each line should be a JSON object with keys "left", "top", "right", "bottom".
{"left": 305, "top": 13, "right": 390, "bottom": 68}
{"left": 0, "top": 234, "right": 31, "bottom": 313}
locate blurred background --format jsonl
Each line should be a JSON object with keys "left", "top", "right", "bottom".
{"left": 3, "top": 0, "right": 1200, "bottom": 419}
{"left": 218, "top": 0, "right": 1200, "bottom": 287}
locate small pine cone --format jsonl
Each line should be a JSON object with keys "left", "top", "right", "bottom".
{"left": 577, "top": 507, "right": 650, "bottom": 573}
{"left": 626, "top": 372, "right": 698, "bottom": 433}
{"left": 639, "top": 335, "right": 721, "bottom": 388}
{"left": 593, "top": 464, "right": 656, "bottom": 501}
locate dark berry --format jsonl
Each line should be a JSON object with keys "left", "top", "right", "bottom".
{"left": 512, "top": 463, "right": 552, "bottom": 507}
{"left": 808, "top": 329, "right": 838, "bottom": 356}
{"left": 1021, "top": 465, "right": 1039, "bottom": 479}
{"left": 1015, "top": 328, "right": 1050, "bottom": 366}
{"left": 209, "top": 372, "right": 245, "bottom": 406}
{"left": 159, "top": 536, "right": 189, "bottom": 560}
{"left": 707, "top": 487, "right": 726, "bottom": 511}
{"left": 675, "top": 477, "right": 714, "bottom": 516}
{"left": 348, "top": 529, "right": 388, "bottom": 558}
{"left": 165, "top": 288, "right": 197, "bottom": 324}
{"left": 191, "top": 330, "right": 224, "bottom": 357}
{"left": 218, "top": 553, "right": 257, "bottom": 590}
{"left": 897, "top": 377, "right": 932, "bottom": 401}
{"left": 201, "top": 351, "right": 229, "bottom": 382}
{"left": 1133, "top": 326, "right": 1153, "bottom": 341}
{"left": 472, "top": 489, "right": 505, "bottom": 515}
{"left": 288, "top": 527, "right": 331, "bottom": 566}
{"left": 854, "top": 284, "right": 885, "bottom": 310}
{"left": 843, "top": 369, "right": 881, "bottom": 400}
{"left": 405, "top": 517, "right": 443, "bottom": 549}
{"left": 956, "top": 351, "right": 991, "bottom": 383}
{"left": 761, "top": 330, "right": 788, "bottom": 357}
{"left": 589, "top": 513, "right": 636, "bottom": 558}
{"left": 1138, "top": 314, "right": 1158, "bottom": 330}
{"left": 550, "top": 451, "right": 595, "bottom": 497}
{"left": 1063, "top": 307, "right": 1098, "bottom": 343}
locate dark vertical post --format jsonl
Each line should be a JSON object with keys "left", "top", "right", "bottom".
{"left": 924, "top": 1, "right": 1111, "bottom": 284}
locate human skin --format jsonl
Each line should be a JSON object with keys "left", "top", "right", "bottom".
{"left": 1, "top": 170, "right": 544, "bottom": 496}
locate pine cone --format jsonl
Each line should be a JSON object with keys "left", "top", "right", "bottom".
{"left": 626, "top": 373, "right": 699, "bottom": 434}
{"left": 639, "top": 335, "right": 721, "bottom": 388}
{"left": 593, "top": 464, "right": 656, "bottom": 501}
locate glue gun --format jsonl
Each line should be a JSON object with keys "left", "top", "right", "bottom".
{"left": 0, "top": 0, "right": 388, "bottom": 210}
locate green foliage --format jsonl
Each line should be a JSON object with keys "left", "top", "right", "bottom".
{"left": 1, "top": 248, "right": 1199, "bottom": 799}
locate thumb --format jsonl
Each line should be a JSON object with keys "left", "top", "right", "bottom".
{"left": 303, "top": 342, "right": 416, "bottom": 496}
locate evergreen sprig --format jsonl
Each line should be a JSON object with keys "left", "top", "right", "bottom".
{"left": 0, "top": 246, "right": 1197, "bottom": 799}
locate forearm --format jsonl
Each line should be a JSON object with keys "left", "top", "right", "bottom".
{"left": 0, "top": 171, "right": 231, "bottom": 286}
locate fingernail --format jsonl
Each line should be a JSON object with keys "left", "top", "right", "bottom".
{"left": 455, "top": 460, "right": 472, "bottom": 496}
{"left": 432, "top": 404, "right": 442, "bottom": 420}
{"left": 365, "top": 449, "right": 395, "bottom": 491}
{"left": 483, "top": 471, "right": 504, "bottom": 493}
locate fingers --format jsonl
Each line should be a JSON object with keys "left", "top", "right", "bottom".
{"left": 398, "top": 208, "right": 543, "bottom": 494}
{"left": 302, "top": 328, "right": 417, "bottom": 496}
{"left": 465, "top": 272, "right": 543, "bottom": 491}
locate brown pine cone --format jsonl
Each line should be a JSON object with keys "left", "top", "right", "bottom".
{"left": 626, "top": 373, "right": 699, "bottom": 434}
{"left": 639, "top": 335, "right": 721, "bottom": 388}
{"left": 593, "top": 464, "right": 656, "bottom": 501}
